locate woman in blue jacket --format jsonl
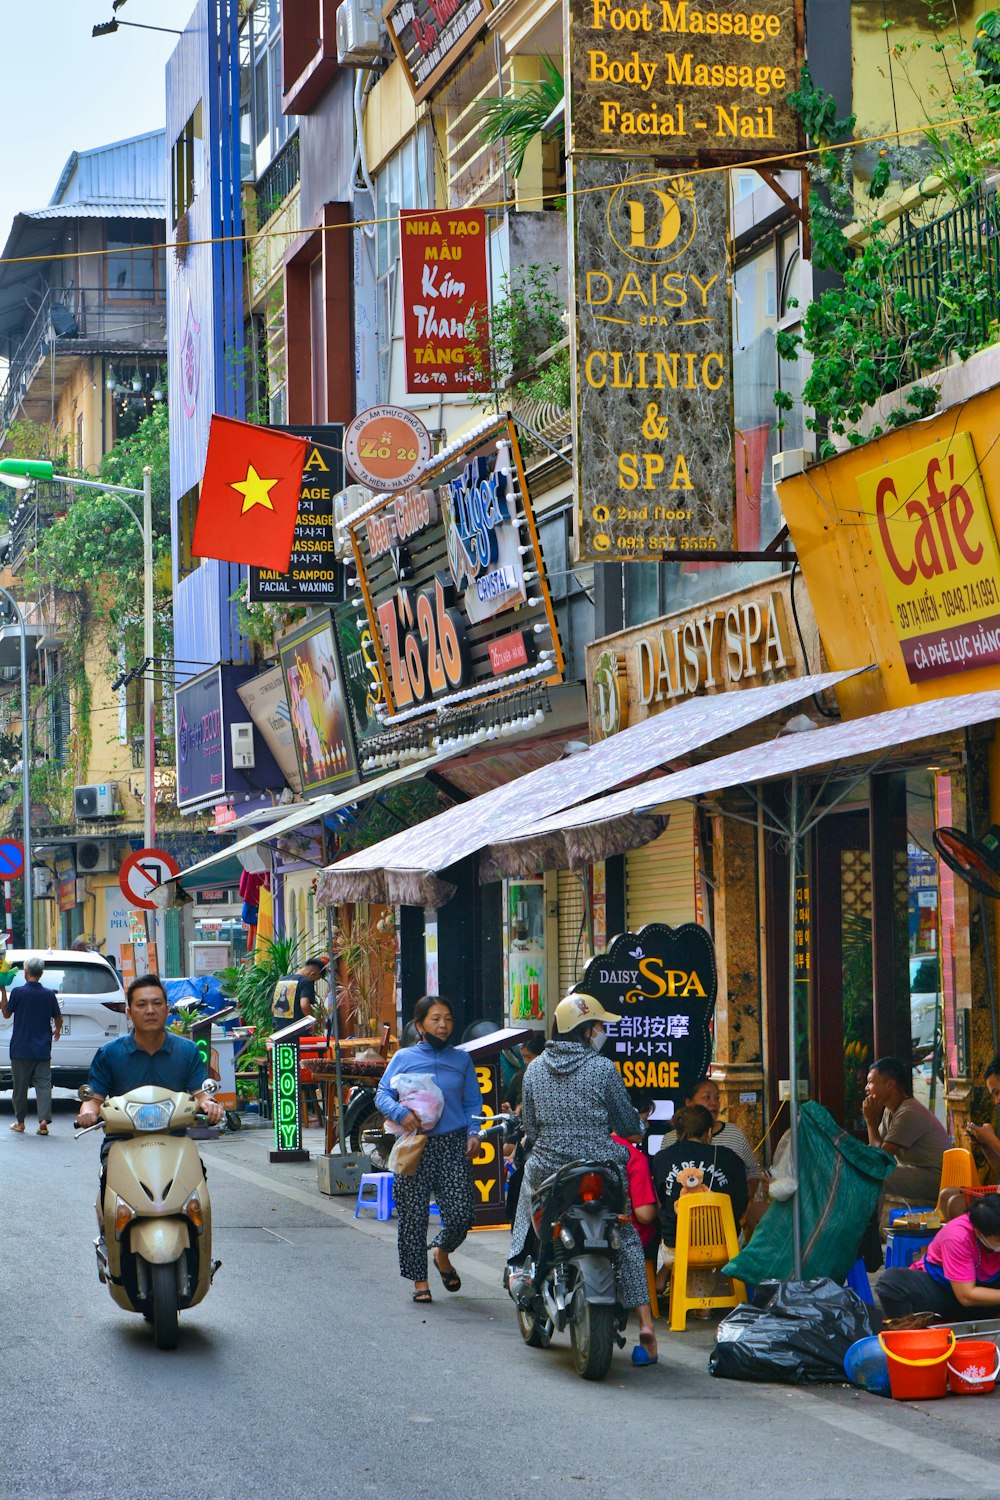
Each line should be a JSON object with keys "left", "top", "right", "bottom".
{"left": 376, "top": 995, "right": 482, "bottom": 1303}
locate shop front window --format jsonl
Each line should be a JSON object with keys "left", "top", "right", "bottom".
{"left": 504, "top": 877, "right": 546, "bottom": 1026}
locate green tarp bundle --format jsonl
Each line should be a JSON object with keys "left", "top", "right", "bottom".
{"left": 724, "top": 1099, "right": 897, "bottom": 1285}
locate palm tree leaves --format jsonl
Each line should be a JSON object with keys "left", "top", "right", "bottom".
{"left": 476, "top": 57, "right": 564, "bottom": 178}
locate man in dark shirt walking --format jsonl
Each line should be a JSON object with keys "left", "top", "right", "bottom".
{"left": 2, "top": 956, "right": 62, "bottom": 1134}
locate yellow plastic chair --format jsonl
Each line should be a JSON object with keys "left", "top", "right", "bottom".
{"left": 669, "top": 1191, "right": 747, "bottom": 1331}
{"left": 939, "top": 1147, "right": 976, "bottom": 1191}
{"left": 645, "top": 1257, "right": 660, "bottom": 1320}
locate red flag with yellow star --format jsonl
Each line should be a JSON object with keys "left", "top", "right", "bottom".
{"left": 191, "top": 415, "right": 309, "bottom": 570}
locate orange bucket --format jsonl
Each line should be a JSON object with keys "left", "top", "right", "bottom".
{"left": 878, "top": 1329, "right": 956, "bottom": 1400}
{"left": 947, "top": 1340, "right": 1000, "bottom": 1395}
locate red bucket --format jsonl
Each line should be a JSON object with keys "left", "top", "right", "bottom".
{"left": 948, "top": 1340, "right": 1000, "bottom": 1395}
{"left": 878, "top": 1328, "right": 956, "bottom": 1400}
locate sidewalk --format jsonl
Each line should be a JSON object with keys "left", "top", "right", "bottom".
{"left": 205, "top": 1122, "right": 1000, "bottom": 1446}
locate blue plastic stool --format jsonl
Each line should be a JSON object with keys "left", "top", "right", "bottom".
{"left": 355, "top": 1172, "right": 394, "bottom": 1220}
{"left": 845, "top": 1257, "right": 874, "bottom": 1304}
{"left": 884, "top": 1229, "right": 935, "bottom": 1269}
{"left": 429, "top": 1198, "right": 441, "bottom": 1221}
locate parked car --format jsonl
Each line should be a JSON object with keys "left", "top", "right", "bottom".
{"left": 0, "top": 950, "right": 129, "bottom": 1089}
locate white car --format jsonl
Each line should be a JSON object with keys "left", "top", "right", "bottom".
{"left": 0, "top": 950, "right": 129, "bottom": 1089}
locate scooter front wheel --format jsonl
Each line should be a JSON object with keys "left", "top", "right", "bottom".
{"left": 569, "top": 1286, "right": 615, "bottom": 1381}
{"left": 150, "top": 1262, "right": 180, "bottom": 1350}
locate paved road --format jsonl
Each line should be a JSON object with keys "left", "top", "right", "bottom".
{"left": 3, "top": 1101, "right": 1000, "bottom": 1500}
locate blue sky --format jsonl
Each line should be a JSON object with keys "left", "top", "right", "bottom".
{"left": 0, "top": 0, "right": 182, "bottom": 250}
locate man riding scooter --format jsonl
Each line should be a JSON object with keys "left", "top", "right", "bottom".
{"left": 76, "top": 973, "right": 225, "bottom": 1347}
{"left": 76, "top": 973, "right": 224, "bottom": 1137}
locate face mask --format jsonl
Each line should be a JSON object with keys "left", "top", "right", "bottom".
{"left": 420, "top": 1030, "right": 449, "bottom": 1052}
{"left": 589, "top": 1026, "right": 606, "bottom": 1051}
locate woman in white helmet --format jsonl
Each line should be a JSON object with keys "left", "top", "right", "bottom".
{"left": 507, "top": 991, "right": 659, "bottom": 1365}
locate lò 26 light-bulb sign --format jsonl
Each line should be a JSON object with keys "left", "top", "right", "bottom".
{"left": 345, "top": 417, "right": 564, "bottom": 724}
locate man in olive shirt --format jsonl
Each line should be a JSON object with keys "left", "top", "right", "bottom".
{"left": 863, "top": 1055, "right": 950, "bottom": 1213}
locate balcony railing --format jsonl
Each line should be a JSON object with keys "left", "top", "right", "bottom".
{"left": 0, "top": 285, "right": 166, "bottom": 435}
{"left": 254, "top": 132, "right": 300, "bottom": 224}
{"left": 883, "top": 181, "right": 1000, "bottom": 389}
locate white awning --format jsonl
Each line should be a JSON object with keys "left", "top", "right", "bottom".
{"left": 154, "top": 749, "right": 464, "bottom": 901}
{"left": 481, "top": 684, "right": 1000, "bottom": 873}
{"left": 317, "top": 668, "right": 865, "bottom": 908}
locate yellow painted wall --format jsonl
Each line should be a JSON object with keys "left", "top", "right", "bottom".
{"left": 851, "top": 3, "right": 977, "bottom": 146}
{"left": 780, "top": 381, "right": 1000, "bottom": 718}
{"left": 365, "top": 60, "right": 419, "bottom": 173}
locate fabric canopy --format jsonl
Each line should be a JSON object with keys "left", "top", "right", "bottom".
{"left": 482, "top": 684, "right": 1000, "bottom": 871}
{"left": 317, "top": 668, "right": 863, "bottom": 908}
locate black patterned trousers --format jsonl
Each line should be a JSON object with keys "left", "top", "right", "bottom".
{"left": 393, "top": 1128, "right": 474, "bottom": 1282}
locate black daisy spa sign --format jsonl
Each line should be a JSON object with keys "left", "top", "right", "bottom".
{"left": 576, "top": 921, "right": 716, "bottom": 1126}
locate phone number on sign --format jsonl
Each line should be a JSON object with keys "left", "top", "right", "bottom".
{"left": 615, "top": 535, "right": 719, "bottom": 553}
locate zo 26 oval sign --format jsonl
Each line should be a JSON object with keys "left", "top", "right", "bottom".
{"left": 344, "top": 405, "right": 432, "bottom": 492}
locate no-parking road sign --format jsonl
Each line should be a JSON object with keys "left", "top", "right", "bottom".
{"left": 119, "top": 847, "right": 181, "bottom": 911}
{"left": 0, "top": 839, "right": 24, "bottom": 880}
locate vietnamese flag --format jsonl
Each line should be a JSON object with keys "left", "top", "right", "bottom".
{"left": 191, "top": 415, "right": 309, "bottom": 571}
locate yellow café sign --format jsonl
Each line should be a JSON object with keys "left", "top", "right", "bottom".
{"left": 855, "top": 432, "right": 1000, "bottom": 685}
{"left": 567, "top": 0, "right": 803, "bottom": 160}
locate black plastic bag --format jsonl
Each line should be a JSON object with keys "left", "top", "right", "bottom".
{"left": 708, "top": 1278, "right": 873, "bottom": 1384}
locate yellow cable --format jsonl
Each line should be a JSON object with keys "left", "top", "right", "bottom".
{"left": 0, "top": 111, "right": 983, "bottom": 269}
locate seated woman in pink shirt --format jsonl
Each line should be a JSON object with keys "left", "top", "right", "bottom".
{"left": 611, "top": 1132, "right": 660, "bottom": 1365}
{"left": 876, "top": 1196, "right": 1000, "bottom": 1322}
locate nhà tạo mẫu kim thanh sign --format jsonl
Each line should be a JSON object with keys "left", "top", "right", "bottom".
{"left": 568, "top": 1, "right": 802, "bottom": 159}
{"left": 573, "top": 161, "right": 734, "bottom": 561}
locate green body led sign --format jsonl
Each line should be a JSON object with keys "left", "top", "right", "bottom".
{"left": 273, "top": 1039, "right": 301, "bottom": 1152}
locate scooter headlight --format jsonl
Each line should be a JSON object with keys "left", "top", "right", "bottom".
{"left": 125, "top": 1099, "right": 175, "bottom": 1131}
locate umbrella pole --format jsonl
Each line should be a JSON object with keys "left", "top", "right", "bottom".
{"left": 787, "top": 769, "right": 803, "bottom": 1279}
{"left": 326, "top": 907, "right": 348, "bottom": 1155}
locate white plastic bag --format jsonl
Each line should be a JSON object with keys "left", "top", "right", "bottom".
{"left": 383, "top": 1071, "right": 445, "bottom": 1136}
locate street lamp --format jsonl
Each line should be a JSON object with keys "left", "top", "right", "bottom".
{"left": 0, "top": 460, "right": 155, "bottom": 934}
{"left": 0, "top": 586, "right": 33, "bottom": 947}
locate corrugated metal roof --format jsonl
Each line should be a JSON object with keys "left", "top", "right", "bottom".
{"left": 26, "top": 202, "right": 165, "bottom": 221}
{"left": 49, "top": 130, "right": 165, "bottom": 209}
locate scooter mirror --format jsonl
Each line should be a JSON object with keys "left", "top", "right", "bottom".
{"left": 199, "top": 1079, "right": 220, "bottom": 1095}
{"left": 77, "top": 1085, "right": 93, "bottom": 1101}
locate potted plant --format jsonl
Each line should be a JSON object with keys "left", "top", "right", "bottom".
{"left": 328, "top": 908, "right": 396, "bottom": 1038}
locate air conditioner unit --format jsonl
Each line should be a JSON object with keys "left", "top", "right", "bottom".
{"left": 231, "top": 722, "right": 256, "bottom": 770}
{"left": 336, "top": 0, "right": 388, "bottom": 66}
{"left": 771, "top": 448, "right": 812, "bottom": 485}
{"left": 32, "top": 868, "right": 53, "bottom": 899}
{"left": 74, "top": 783, "right": 118, "bottom": 819}
{"left": 76, "top": 840, "right": 114, "bottom": 874}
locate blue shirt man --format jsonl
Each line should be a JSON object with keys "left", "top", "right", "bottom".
{"left": 4, "top": 971, "right": 62, "bottom": 1060}
{"left": 77, "top": 974, "right": 224, "bottom": 1129}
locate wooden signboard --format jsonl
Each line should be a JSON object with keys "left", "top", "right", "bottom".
{"left": 384, "top": 0, "right": 494, "bottom": 104}
{"left": 567, "top": 0, "right": 803, "bottom": 162}
{"left": 573, "top": 161, "right": 735, "bottom": 561}
{"left": 347, "top": 418, "right": 564, "bottom": 724}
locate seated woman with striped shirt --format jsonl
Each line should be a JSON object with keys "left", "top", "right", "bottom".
{"left": 656, "top": 1076, "right": 761, "bottom": 1185}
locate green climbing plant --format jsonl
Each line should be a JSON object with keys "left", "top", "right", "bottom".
{"left": 466, "top": 263, "right": 570, "bottom": 414}
{"left": 776, "top": 10, "right": 1000, "bottom": 456}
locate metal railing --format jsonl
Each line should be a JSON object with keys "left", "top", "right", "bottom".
{"left": 882, "top": 181, "right": 1000, "bottom": 388}
{"left": 0, "top": 285, "right": 166, "bottom": 435}
{"left": 254, "top": 131, "right": 300, "bottom": 224}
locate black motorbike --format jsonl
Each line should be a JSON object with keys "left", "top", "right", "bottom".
{"left": 510, "top": 1158, "right": 629, "bottom": 1381}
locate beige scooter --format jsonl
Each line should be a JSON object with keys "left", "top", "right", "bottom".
{"left": 77, "top": 1083, "right": 221, "bottom": 1349}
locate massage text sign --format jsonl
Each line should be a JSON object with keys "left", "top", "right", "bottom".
{"left": 578, "top": 921, "right": 717, "bottom": 1125}
{"left": 248, "top": 426, "right": 344, "bottom": 604}
{"left": 573, "top": 160, "right": 734, "bottom": 561}
{"left": 855, "top": 432, "right": 1000, "bottom": 684}
{"left": 568, "top": 0, "right": 803, "bottom": 160}
{"left": 400, "top": 210, "right": 490, "bottom": 394}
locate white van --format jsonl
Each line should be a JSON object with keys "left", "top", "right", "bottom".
{"left": 0, "top": 950, "right": 130, "bottom": 1089}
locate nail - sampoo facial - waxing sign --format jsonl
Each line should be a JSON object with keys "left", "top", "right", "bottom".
{"left": 568, "top": 0, "right": 803, "bottom": 160}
